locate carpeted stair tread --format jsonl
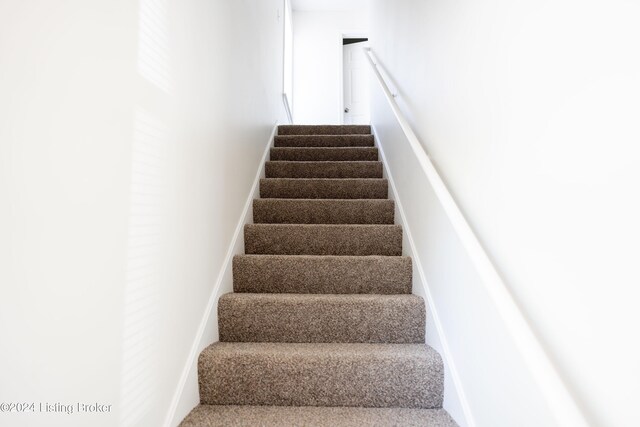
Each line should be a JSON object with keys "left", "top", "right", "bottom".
{"left": 253, "top": 199, "right": 394, "bottom": 224}
{"left": 274, "top": 134, "right": 375, "bottom": 147}
{"left": 260, "top": 178, "right": 388, "bottom": 199}
{"left": 218, "top": 293, "right": 425, "bottom": 343}
{"left": 198, "top": 342, "right": 444, "bottom": 408}
{"left": 180, "top": 405, "right": 457, "bottom": 427}
{"left": 244, "top": 224, "right": 402, "bottom": 255}
{"left": 278, "top": 124, "right": 371, "bottom": 135}
{"left": 270, "top": 147, "right": 378, "bottom": 161}
{"left": 233, "top": 255, "right": 412, "bottom": 294}
{"left": 265, "top": 161, "right": 382, "bottom": 178}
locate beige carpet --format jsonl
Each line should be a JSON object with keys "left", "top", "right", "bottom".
{"left": 180, "top": 125, "right": 457, "bottom": 426}
{"left": 253, "top": 199, "right": 395, "bottom": 224}
{"left": 270, "top": 147, "right": 379, "bottom": 161}
{"left": 274, "top": 134, "right": 375, "bottom": 147}
{"left": 181, "top": 405, "right": 457, "bottom": 427}
{"left": 232, "top": 254, "right": 412, "bottom": 294}
{"left": 260, "top": 177, "right": 389, "bottom": 199}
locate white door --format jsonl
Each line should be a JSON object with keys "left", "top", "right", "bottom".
{"left": 343, "top": 41, "right": 370, "bottom": 124}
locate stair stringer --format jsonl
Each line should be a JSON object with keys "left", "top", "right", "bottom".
{"left": 164, "top": 122, "right": 278, "bottom": 427}
{"left": 372, "top": 124, "right": 474, "bottom": 427}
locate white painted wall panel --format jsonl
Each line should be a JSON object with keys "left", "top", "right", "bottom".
{"left": 369, "top": 1, "right": 640, "bottom": 426}
{"left": 0, "top": 1, "right": 287, "bottom": 426}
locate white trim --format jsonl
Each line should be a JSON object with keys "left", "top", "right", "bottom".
{"left": 366, "top": 48, "right": 589, "bottom": 427}
{"left": 282, "top": 0, "right": 293, "bottom": 123}
{"left": 163, "top": 123, "right": 277, "bottom": 427}
{"left": 337, "top": 31, "right": 344, "bottom": 124}
{"left": 372, "top": 125, "right": 475, "bottom": 427}
{"left": 282, "top": 93, "right": 293, "bottom": 124}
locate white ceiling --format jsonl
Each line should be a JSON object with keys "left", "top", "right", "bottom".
{"left": 291, "top": 0, "right": 371, "bottom": 12}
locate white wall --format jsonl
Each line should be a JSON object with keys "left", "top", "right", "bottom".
{"left": 369, "top": 1, "right": 640, "bottom": 426}
{"left": 292, "top": 10, "right": 368, "bottom": 124}
{"left": 283, "top": 0, "right": 294, "bottom": 119}
{"left": 0, "top": 1, "right": 287, "bottom": 426}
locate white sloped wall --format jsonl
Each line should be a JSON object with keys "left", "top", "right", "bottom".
{"left": 0, "top": 1, "right": 288, "bottom": 426}
{"left": 369, "top": 0, "right": 640, "bottom": 426}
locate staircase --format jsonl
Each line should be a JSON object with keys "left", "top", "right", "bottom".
{"left": 180, "top": 125, "right": 457, "bottom": 426}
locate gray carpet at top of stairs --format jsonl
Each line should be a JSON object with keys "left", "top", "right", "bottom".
{"left": 274, "top": 134, "right": 375, "bottom": 147}
{"left": 197, "top": 342, "right": 444, "bottom": 408}
{"left": 270, "top": 146, "right": 378, "bottom": 161}
{"left": 278, "top": 124, "right": 371, "bottom": 135}
{"left": 180, "top": 405, "right": 458, "bottom": 427}
{"left": 244, "top": 224, "right": 402, "bottom": 256}
{"left": 218, "top": 293, "right": 425, "bottom": 343}
{"left": 260, "top": 178, "right": 388, "bottom": 199}
{"left": 232, "top": 255, "right": 412, "bottom": 294}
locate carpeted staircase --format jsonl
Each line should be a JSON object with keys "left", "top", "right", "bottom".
{"left": 180, "top": 125, "right": 457, "bottom": 426}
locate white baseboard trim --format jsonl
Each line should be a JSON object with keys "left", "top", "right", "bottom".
{"left": 163, "top": 122, "right": 278, "bottom": 427}
{"left": 371, "top": 125, "right": 476, "bottom": 427}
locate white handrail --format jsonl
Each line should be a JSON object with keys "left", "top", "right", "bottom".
{"left": 365, "top": 48, "right": 589, "bottom": 427}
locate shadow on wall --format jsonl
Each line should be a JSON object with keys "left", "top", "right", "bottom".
{"left": 119, "top": 108, "right": 168, "bottom": 427}
{"left": 138, "top": 0, "right": 171, "bottom": 94}
{"left": 119, "top": 0, "right": 172, "bottom": 423}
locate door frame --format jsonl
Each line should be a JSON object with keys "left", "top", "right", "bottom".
{"left": 338, "top": 31, "right": 368, "bottom": 124}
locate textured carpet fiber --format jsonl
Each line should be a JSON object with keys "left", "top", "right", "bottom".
{"left": 218, "top": 293, "right": 425, "bottom": 343}
{"left": 181, "top": 406, "right": 457, "bottom": 427}
{"left": 270, "top": 147, "right": 378, "bottom": 161}
{"left": 260, "top": 178, "right": 388, "bottom": 199}
{"left": 274, "top": 134, "right": 375, "bottom": 147}
{"left": 232, "top": 255, "right": 412, "bottom": 294}
{"left": 277, "top": 124, "right": 371, "bottom": 135}
{"left": 244, "top": 224, "right": 403, "bottom": 255}
{"left": 265, "top": 161, "right": 383, "bottom": 178}
{"left": 197, "top": 342, "right": 444, "bottom": 408}
{"left": 181, "top": 125, "right": 456, "bottom": 426}
{"left": 253, "top": 199, "right": 395, "bottom": 224}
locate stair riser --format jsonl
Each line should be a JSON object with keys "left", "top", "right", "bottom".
{"left": 260, "top": 179, "right": 388, "bottom": 199}
{"left": 233, "top": 255, "right": 411, "bottom": 294}
{"left": 270, "top": 147, "right": 378, "bottom": 161}
{"left": 180, "top": 406, "right": 458, "bottom": 427}
{"left": 265, "top": 161, "right": 382, "bottom": 178}
{"left": 253, "top": 199, "right": 394, "bottom": 224}
{"left": 198, "top": 345, "right": 444, "bottom": 408}
{"left": 219, "top": 294, "right": 425, "bottom": 343}
{"left": 244, "top": 224, "right": 402, "bottom": 256}
{"left": 274, "top": 135, "right": 374, "bottom": 147}
{"left": 278, "top": 125, "right": 371, "bottom": 135}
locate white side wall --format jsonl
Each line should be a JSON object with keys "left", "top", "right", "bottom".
{"left": 292, "top": 10, "right": 368, "bottom": 124}
{"left": 369, "top": 1, "right": 640, "bottom": 426}
{"left": 0, "top": 1, "right": 287, "bottom": 426}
